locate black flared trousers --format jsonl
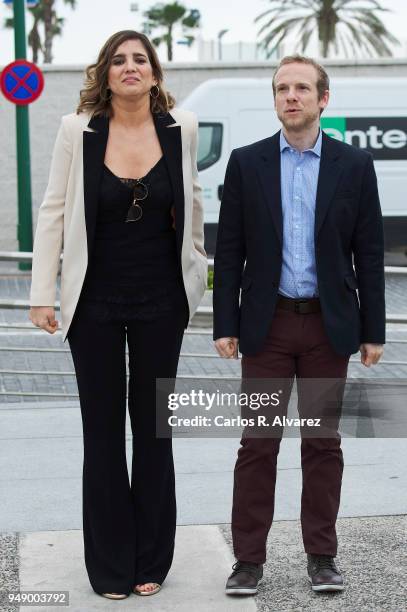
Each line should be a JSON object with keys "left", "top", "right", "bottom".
{"left": 67, "top": 297, "right": 187, "bottom": 595}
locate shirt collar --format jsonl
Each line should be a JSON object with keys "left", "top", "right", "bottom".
{"left": 280, "top": 128, "right": 322, "bottom": 157}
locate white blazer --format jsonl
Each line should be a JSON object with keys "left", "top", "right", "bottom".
{"left": 30, "top": 108, "right": 207, "bottom": 341}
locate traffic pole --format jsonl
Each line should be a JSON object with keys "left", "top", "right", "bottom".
{"left": 13, "top": 0, "right": 33, "bottom": 270}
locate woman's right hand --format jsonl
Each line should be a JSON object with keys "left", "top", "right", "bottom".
{"left": 29, "top": 306, "right": 59, "bottom": 334}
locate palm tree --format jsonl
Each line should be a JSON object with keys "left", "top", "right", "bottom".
{"left": 255, "top": 0, "right": 399, "bottom": 59}
{"left": 142, "top": 2, "right": 201, "bottom": 61}
{"left": 28, "top": 11, "right": 43, "bottom": 64}
{"left": 4, "top": 0, "right": 76, "bottom": 64}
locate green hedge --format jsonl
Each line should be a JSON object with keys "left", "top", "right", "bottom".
{"left": 207, "top": 269, "right": 213, "bottom": 290}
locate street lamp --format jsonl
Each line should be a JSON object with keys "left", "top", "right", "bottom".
{"left": 217, "top": 29, "right": 228, "bottom": 61}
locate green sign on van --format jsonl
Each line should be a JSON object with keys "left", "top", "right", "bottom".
{"left": 321, "top": 117, "right": 407, "bottom": 160}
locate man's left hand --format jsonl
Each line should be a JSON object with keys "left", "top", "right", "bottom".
{"left": 359, "top": 343, "right": 384, "bottom": 367}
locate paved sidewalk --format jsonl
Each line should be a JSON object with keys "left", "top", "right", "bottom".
{"left": 1, "top": 516, "right": 405, "bottom": 612}
{"left": 1, "top": 400, "right": 406, "bottom": 530}
{"left": 0, "top": 396, "right": 406, "bottom": 611}
{"left": 17, "top": 526, "right": 255, "bottom": 612}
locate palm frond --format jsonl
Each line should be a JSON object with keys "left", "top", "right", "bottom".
{"left": 343, "top": 30, "right": 359, "bottom": 58}
{"left": 257, "top": 10, "right": 310, "bottom": 37}
{"left": 151, "top": 35, "right": 165, "bottom": 47}
{"left": 302, "top": 28, "right": 314, "bottom": 51}
{"left": 297, "top": 14, "right": 316, "bottom": 52}
{"left": 259, "top": 16, "right": 309, "bottom": 55}
{"left": 255, "top": 0, "right": 399, "bottom": 58}
{"left": 335, "top": 0, "right": 384, "bottom": 8}
{"left": 265, "top": 29, "right": 288, "bottom": 58}
{"left": 254, "top": 1, "right": 313, "bottom": 24}
{"left": 341, "top": 19, "right": 379, "bottom": 57}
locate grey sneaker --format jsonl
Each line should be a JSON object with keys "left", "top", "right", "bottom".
{"left": 307, "top": 554, "right": 344, "bottom": 592}
{"left": 225, "top": 561, "right": 263, "bottom": 595}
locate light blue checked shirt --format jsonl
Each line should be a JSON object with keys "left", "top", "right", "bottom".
{"left": 278, "top": 129, "right": 322, "bottom": 298}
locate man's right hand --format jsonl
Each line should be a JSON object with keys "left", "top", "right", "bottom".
{"left": 29, "top": 306, "right": 59, "bottom": 334}
{"left": 214, "top": 337, "right": 239, "bottom": 359}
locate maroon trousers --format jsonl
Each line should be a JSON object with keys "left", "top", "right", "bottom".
{"left": 232, "top": 305, "right": 350, "bottom": 563}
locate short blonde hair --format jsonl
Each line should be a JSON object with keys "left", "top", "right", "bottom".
{"left": 272, "top": 54, "right": 330, "bottom": 100}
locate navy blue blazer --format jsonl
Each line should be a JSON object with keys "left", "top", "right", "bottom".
{"left": 213, "top": 130, "right": 386, "bottom": 356}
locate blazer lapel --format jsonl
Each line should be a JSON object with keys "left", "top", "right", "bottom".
{"left": 83, "top": 114, "right": 109, "bottom": 259}
{"left": 153, "top": 112, "right": 184, "bottom": 264}
{"left": 314, "top": 132, "right": 344, "bottom": 237}
{"left": 256, "top": 132, "right": 283, "bottom": 248}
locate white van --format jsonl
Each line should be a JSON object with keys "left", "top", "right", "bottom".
{"left": 181, "top": 77, "right": 407, "bottom": 254}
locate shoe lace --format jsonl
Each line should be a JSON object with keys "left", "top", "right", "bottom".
{"left": 231, "top": 561, "right": 260, "bottom": 578}
{"left": 312, "top": 555, "right": 338, "bottom": 572}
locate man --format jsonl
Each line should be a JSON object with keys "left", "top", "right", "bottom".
{"left": 213, "top": 55, "right": 385, "bottom": 595}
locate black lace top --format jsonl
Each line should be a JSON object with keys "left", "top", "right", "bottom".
{"left": 79, "top": 156, "right": 186, "bottom": 322}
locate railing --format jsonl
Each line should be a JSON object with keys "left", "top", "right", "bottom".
{"left": 1, "top": 251, "right": 407, "bottom": 274}
{"left": 1, "top": 299, "right": 405, "bottom": 324}
{"left": 1, "top": 251, "right": 406, "bottom": 322}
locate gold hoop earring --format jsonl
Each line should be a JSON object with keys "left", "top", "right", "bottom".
{"left": 150, "top": 84, "right": 160, "bottom": 99}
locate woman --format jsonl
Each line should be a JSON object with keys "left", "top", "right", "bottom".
{"left": 29, "top": 30, "right": 207, "bottom": 599}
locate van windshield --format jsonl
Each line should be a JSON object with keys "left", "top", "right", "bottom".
{"left": 197, "top": 123, "right": 223, "bottom": 171}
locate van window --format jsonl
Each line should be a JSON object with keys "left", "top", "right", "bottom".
{"left": 197, "top": 123, "right": 223, "bottom": 171}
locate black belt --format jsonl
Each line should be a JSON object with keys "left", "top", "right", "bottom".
{"left": 276, "top": 294, "right": 321, "bottom": 314}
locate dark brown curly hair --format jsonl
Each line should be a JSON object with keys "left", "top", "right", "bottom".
{"left": 77, "top": 30, "right": 175, "bottom": 117}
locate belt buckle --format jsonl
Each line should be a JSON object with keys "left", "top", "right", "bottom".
{"left": 294, "top": 299, "right": 308, "bottom": 314}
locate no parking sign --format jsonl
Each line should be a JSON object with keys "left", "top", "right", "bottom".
{"left": 0, "top": 59, "right": 44, "bottom": 105}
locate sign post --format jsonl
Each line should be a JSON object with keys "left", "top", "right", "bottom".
{"left": 1, "top": 0, "right": 41, "bottom": 269}
{"left": 14, "top": 0, "right": 32, "bottom": 270}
